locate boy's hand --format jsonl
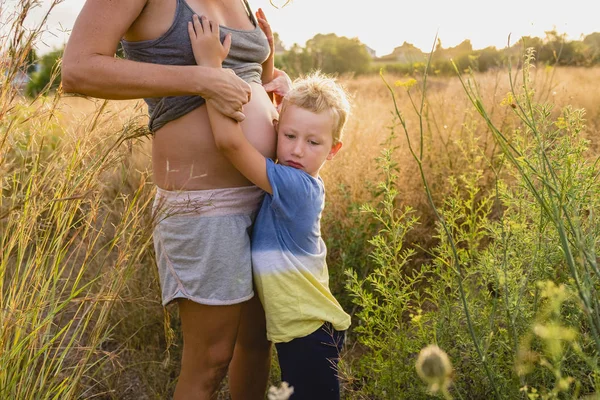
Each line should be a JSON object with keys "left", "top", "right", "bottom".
{"left": 256, "top": 8, "right": 274, "bottom": 58}
{"left": 263, "top": 68, "right": 292, "bottom": 110}
{"left": 188, "top": 14, "right": 231, "bottom": 68}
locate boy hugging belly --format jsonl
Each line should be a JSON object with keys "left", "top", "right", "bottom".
{"left": 190, "top": 16, "right": 352, "bottom": 399}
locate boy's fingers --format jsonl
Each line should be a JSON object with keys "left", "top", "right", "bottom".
{"left": 257, "top": 8, "right": 267, "bottom": 21}
{"left": 200, "top": 15, "right": 209, "bottom": 34}
{"left": 223, "top": 33, "right": 232, "bottom": 55}
{"left": 193, "top": 14, "right": 203, "bottom": 34}
{"left": 187, "top": 21, "right": 196, "bottom": 38}
{"left": 258, "top": 18, "right": 269, "bottom": 30}
{"left": 263, "top": 80, "right": 282, "bottom": 93}
{"left": 258, "top": 20, "right": 272, "bottom": 40}
{"left": 212, "top": 20, "right": 219, "bottom": 38}
{"left": 257, "top": 16, "right": 270, "bottom": 28}
{"left": 263, "top": 81, "right": 274, "bottom": 92}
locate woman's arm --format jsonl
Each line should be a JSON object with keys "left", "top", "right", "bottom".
{"left": 62, "top": 0, "right": 251, "bottom": 121}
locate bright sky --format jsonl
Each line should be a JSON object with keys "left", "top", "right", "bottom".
{"left": 26, "top": 0, "right": 598, "bottom": 57}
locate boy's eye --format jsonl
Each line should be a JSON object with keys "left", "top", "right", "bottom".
{"left": 309, "top": 140, "right": 319, "bottom": 145}
{"left": 284, "top": 133, "right": 295, "bottom": 139}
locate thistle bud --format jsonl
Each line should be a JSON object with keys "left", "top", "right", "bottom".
{"left": 416, "top": 344, "right": 453, "bottom": 393}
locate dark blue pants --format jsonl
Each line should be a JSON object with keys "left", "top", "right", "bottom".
{"left": 275, "top": 323, "right": 346, "bottom": 400}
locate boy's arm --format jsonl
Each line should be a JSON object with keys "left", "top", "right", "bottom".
{"left": 205, "top": 104, "right": 272, "bottom": 194}
{"left": 261, "top": 58, "right": 275, "bottom": 89}
{"left": 256, "top": 8, "right": 274, "bottom": 100}
{"left": 255, "top": 9, "right": 292, "bottom": 109}
{"left": 188, "top": 15, "right": 273, "bottom": 194}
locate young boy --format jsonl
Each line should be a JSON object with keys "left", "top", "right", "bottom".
{"left": 188, "top": 15, "right": 351, "bottom": 399}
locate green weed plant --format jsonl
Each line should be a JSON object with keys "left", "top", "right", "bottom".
{"left": 344, "top": 48, "right": 600, "bottom": 399}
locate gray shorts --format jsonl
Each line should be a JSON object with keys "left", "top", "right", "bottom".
{"left": 153, "top": 186, "right": 265, "bottom": 306}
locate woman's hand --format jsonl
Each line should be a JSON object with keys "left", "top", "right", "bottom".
{"left": 188, "top": 14, "right": 231, "bottom": 68}
{"left": 204, "top": 68, "right": 252, "bottom": 121}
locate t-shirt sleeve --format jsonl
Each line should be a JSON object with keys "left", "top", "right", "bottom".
{"left": 265, "top": 159, "right": 320, "bottom": 219}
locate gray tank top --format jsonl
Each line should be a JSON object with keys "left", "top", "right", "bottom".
{"left": 121, "top": 0, "right": 270, "bottom": 132}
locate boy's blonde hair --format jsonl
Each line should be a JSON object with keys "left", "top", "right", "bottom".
{"left": 279, "top": 72, "right": 351, "bottom": 144}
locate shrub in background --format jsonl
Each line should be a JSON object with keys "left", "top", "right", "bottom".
{"left": 25, "top": 48, "right": 63, "bottom": 97}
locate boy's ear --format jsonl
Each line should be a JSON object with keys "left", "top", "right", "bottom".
{"left": 273, "top": 118, "right": 279, "bottom": 132}
{"left": 327, "top": 141, "right": 343, "bottom": 160}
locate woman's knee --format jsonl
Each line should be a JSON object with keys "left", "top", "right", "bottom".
{"left": 179, "top": 331, "right": 237, "bottom": 394}
{"left": 206, "top": 340, "right": 237, "bottom": 370}
{"left": 176, "top": 346, "right": 232, "bottom": 398}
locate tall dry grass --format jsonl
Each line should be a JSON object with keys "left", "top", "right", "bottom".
{"left": 325, "top": 66, "right": 600, "bottom": 209}
{"left": 1, "top": 3, "right": 167, "bottom": 398}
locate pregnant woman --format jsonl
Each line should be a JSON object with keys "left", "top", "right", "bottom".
{"left": 62, "top": 1, "right": 287, "bottom": 398}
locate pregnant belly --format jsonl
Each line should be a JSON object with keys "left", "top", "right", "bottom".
{"left": 152, "top": 83, "right": 278, "bottom": 190}
{"left": 240, "top": 83, "right": 278, "bottom": 160}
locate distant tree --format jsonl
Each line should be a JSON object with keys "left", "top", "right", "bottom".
{"left": 273, "top": 32, "right": 286, "bottom": 54}
{"left": 431, "top": 38, "right": 445, "bottom": 62}
{"left": 382, "top": 42, "right": 425, "bottom": 64}
{"left": 25, "top": 48, "right": 63, "bottom": 97}
{"left": 277, "top": 33, "right": 371, "bottom": 77}
{"left": 431, "top": 39, "right": 474, "bottom": 74}
{"left": 448, "top": 39, "right": 474, "bottom": 71}
{"left": 451, "top": 39, "right": 474, "bottom": 56}
{"left": 305, "top": 33, "right": 371, "bottom": 75}
{"left": 583, "top": 32, "right": 600, "bottom": 51}
{"left": 583, "top": 32, "right": 600, "bottom": 63}
{"left": 473, "top": 46, "right": 502, "bottom": 72}
{"left": 515, "top": 35, "right": 544, "bottom": 57}
{"left": 538, "top": 30, "right": 585, "bottom": 65}
{"left": 276, "top": 43, "right": 313, "bottom": 77}
{"left": 380, "top": 30, "right": 600, "bottom": 75}
{"left": 506, "top": 36, "right": 544, "bottom": 67}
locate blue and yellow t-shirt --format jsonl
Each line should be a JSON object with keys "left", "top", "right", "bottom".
{"left": 252, "top": 159, "right": 351, "bottom": 343}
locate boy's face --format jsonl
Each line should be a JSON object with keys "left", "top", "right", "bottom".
{"left": 276, "top": 105, "right": 343, "bottom": 177}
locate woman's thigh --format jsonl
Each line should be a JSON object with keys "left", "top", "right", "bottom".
{"left": 235, "top": 294, "right": 269, "bottom": 347}
{"left": 178, "top": 299, "right": 242, "bottom": 369}
{"left": 228, "top": 295, "right": 272, "bottom": 399}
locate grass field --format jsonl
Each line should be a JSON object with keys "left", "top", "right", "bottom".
{"left": 3, "top": 63, "right": 600, "bottom": 398}
{"left": 3, "top": 4, "right": 600, "bottom": 398}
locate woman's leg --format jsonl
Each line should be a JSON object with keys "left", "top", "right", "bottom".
{"left": 174, "top": 299, "right": 242, "bottom": 400}
{"left": 228, "top": 294, "right": 272, "bottom": 400}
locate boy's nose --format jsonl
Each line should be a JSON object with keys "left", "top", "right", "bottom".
{"left": 292, "top": 142, "right": 304, "bottom": 157}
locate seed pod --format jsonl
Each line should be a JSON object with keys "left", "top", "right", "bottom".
{"left": 416, "top": 344, "right": 453, "bottom": 392}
